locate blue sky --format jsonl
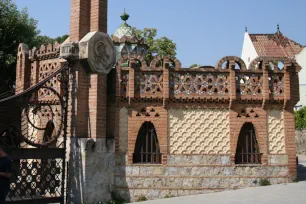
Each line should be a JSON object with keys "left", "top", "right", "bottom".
{"left": 14, "top": 0, "right": 306, "bottom": 67}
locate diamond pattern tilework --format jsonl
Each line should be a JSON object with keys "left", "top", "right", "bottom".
{"left": 169, "top": 109, "right": 230, "bottom": 154}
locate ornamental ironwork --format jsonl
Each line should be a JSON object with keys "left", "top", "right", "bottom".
{"left": 0, "top": 63, "right": 70, "bottom": 204}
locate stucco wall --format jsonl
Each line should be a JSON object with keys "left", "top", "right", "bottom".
{"left": 119, "top": 107, "right": 128, "bottom": 152}
{"left": 267, "top": 110, "right": 285, "bottom": 154}
{"left": 241, "top": 32, "right": 258, "bottom": 68}
{"left": 168, "top": 108, "right": 230, "bottom": 154}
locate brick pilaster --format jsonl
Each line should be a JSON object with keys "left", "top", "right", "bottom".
{"left": 90, "top": 0, "right": 108, "bottom": 32}
{"left": 70, "top": 0, "right": 90, "bottom": 42}
{"left": 16, "top": 44, "right": 30, "bottom": 94}
{"left": 283, "top": 108, "right": 297, "bottom": 179}
{"left": 129, "top": 59, "right": 135, "bottom": 102}
{"left": 262, "top": 63, "right": 270, "bottom": 101}
{"left": 229, "top": 60, "right": 237, "bottom": 101}
{"left": 163, "top": 58, "right": 170, "bottom": 105}
{"left": 88, "top": 73, "right": 107, "bottom": 138}
{"left": 284, "top": 64, "right": 291, "bottom": 103}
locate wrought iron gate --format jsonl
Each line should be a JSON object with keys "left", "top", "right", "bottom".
{"left": 0, "top": 63, "right": 70, "bottom": 204}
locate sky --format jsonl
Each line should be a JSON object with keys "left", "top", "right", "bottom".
{"left": 14, "top": 0, "right": 306, "bottom": 67}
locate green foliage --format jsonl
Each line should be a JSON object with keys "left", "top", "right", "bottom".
{"left": 164, "top": 194, "right": 175, "bottom": 198}
{"left": 136, "top": 195, "right": 148, "bottom": 202}
{"left": 293, "top": 177, "right": 299, "bottom": 183}
{"left": 259, "top": 178, "right": 271, "bottom": 186}
{"left": 0, "top": 0, "right": 68, "bottom": 93}
{"left": 133, "top": 27, "right": 176, "bottom": 65}
{"left": 33, "top": 34, "right": 69, "bottom": 48}
{"left": 295, "top": 107, "right": 306, "bottom": 130}
{"left": 0, "top": 0, "right": 38, "bottom": 65}
{"left": 189, "top": 64, "right": 201, "bottom": 68}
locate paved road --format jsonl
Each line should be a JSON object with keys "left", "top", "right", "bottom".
{"left": 139, "top": 155, "right": 306, "bottom": 204}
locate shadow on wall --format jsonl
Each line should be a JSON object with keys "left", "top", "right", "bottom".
{"left": 113, "top": 154, "right": 130, "bottom": 203}
{"left": 296, "top": 129, "right": 306, "bottom": 154}
{"left": 297, "top": 164, "right": 306, "bottom": 181}
{"left": 67, "top": 68, "right": 120, "bottom": 203}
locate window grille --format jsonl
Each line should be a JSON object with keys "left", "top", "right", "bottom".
{"left": 133, "top": 122, "right": 161, "bottom": 164}
{"left": 235, "top": 123, "right": 262, "bottom": 164}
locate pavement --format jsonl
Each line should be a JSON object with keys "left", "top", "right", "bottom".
{"left": 138, "top": 155, "right": 306, "bottom": 204}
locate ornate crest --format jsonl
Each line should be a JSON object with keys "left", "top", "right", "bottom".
{"left": 79, "top": 32, "right": 116, "bottom": 74}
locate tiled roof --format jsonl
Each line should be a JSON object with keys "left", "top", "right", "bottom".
{"left": 249, "top": 31, "right": 303, "bottom": 59}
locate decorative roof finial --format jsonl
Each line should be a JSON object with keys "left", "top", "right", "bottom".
{"left": 120, "top": 9, "right": 129, "bottom": 22}
{"left": 277, "top": 24, "right": 280, "bottom": 32}
{"left": 245, "top": 26, "right": 248, "bottom": 32}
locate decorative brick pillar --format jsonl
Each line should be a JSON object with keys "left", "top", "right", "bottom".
{"left": 262, "top": 62, "right": 270, "bottom": 103}
{"left": 163, "top": 57, "right": 170, "bottom": 105}
{"left": 283, "top": 63, "right": 298, "bottom": 179}
{"left": 283, "top": 108, "right": 297, "bottom": 179}
{"left": 229, "top": 60, "right": 237, "bottom": 101}
{"left": 70, "top": 0, "right": 91, "bottom": 42}
{"left": 90, "top": 0, "right": 108, "bottom": 32}
{"left": 128, "top": 58, "right": 135, "bottom": 102}
{"left": 16, "top": 44, "right": 30, "bottom": 94}
{"left": 88, "top": 73, "right": 107, "bottom": 138}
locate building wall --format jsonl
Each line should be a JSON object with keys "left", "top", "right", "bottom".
{"left": 241, "top": 32, "right": 258, "bottom": 69}
{"left": 114, "top": 106, "right": 292, "bottom": 202}
{"left": 114, "top": 154, "right": 289, "bottom": 201}
{"left": 296, "top": 48, "right": 306, "bottom": 107}
{"left": 168, "top": 108, "right": 230, "bottom": 154}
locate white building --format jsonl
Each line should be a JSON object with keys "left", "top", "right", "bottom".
{"left": 241, "top": 27, "right": 306, "bottom": 108}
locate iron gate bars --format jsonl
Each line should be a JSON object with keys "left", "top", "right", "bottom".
{"left": 0, "top": 63, "right": 70, "bottom": 204}
{"left": 133, "top": 122, "right": 161, "bottom": 164}
{"left": 235, "top": 123, "right": 262, "bottom": 164}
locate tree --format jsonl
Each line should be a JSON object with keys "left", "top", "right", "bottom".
{"left": 189, "top": 64, "right": 201, "bottom": 68}
{"left": 295, "top": 107, "right": 306, "bottom": 130}
{"left": 0, "top": 0, "right": 68, "bottom": 95}
{"left": 133, "top": 28, "right": 176, "bottom": 64}
{"left": 34, "top": 34, "right": 69, "bottom": 47}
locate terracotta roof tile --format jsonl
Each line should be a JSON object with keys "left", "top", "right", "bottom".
{"left": 249, "top": 32, "right": 303, "bottom": 59}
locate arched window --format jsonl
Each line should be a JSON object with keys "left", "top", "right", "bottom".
{"left": 133, "top": 122, "right": 161, "bottom": 164}
{"left": 235, "top": 123, "right": 261, "bottom": 164}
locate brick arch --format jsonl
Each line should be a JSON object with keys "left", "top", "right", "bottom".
{"left": 232, "top": 121, "right": 264, "bottom": 153}
{"left": 128, "top": 55, "right": 147, "bottom": 69}
{"left": 249, "top": 56, "right": 297, "bottom": 71}
{"left": 150, "top": 56, "right": 181, "bottom": 69}
{"left": 117, "top": 55, "right": 129, "bottom": 67}
{"left": 127, "top": 107, "right": 168, "bottom": 164}
{"left": 234, "top": 122, "right": 262, "bottom": 163}
{"left": 130, "top": 120, "right": 164, "bottom": 155}
{"left": 230, "top": 108, "right": 268, "bottom": 164}
{"left": 133, "top": 121, "right": 161, "bottom": 163}
{"left": 216, "top": 56, "right": 247, "bottom": 71}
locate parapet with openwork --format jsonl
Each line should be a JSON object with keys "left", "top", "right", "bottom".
{"left": 116, "top": 56, "right": 301, "bottom": 108}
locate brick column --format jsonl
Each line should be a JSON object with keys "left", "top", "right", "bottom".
{"left": 283, "top": 108, "right": 297, "bottom": 179}
{"left": 70, "top": 0, "right": 90, "bottom": 42}
{"left": 90, "top": 0, "right": 108, "bottom": 32}
{"left": 283, "top": 63, "right": 298, "bottom": 179}
{"left": 16, "top": 44, "right": 30, "bottom": 94}
{"left": 88, "top": 74, "right": 107, "bottom": 138}
{"left": 163, "top": 58, "right": 170, "bottom": 105}
{"left": 262, "top": 62, "right": 270, "bottom": 102}
{"left": 229, "top": 60, "right": 237, "bottom": 101}
{"left": 128, "top": 58, "right": 135, "bottom": 103}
